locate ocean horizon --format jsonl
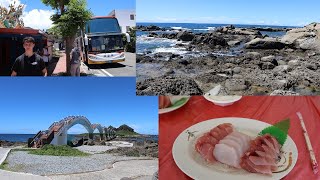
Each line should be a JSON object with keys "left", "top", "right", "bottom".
{"left": 137, "top": 22, "right": 299, "bottom": 29}
{"left": 0, "top": 134, "right": 159, "bottom": 143}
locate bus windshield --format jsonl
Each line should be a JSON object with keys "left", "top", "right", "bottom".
{"left": 88, "top": 35, "right": 124, "bottom": 53}
{"left": 85, "top": 18, "right": 121, "bottom": 34}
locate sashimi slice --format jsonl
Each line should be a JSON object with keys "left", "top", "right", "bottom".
{"left": 269, "top": 136, "right": 281, "bottom": 154}
{"left": 195, "top": 133, "right": 218, "bottom": 152}
{"left": 261, "top": 144, "right": 276, "bottom": 157}
{"left": 246, "top": 158, "right": 272, "bottom": 175}
{"left": 263, "top": 138, "right": 278, "bottom": 155}
{"left": 214, "top": 143, "right": 241, "bottom": 168}
{"left": 199, "top": 143, "right": 216, "bottom": 162}
{"left": 255, "top": 150, "right": 275, "bottom": 161}
{"left": 248, "top": 156, "right": 276, "bottom": 167}
{"left": 219, "top": 138, "right": 243, "bottom": 158}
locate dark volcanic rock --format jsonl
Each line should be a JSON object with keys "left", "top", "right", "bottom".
{"left": 195, "top": 73, "right": 228, "bottom": 84}
{"left": 252, "top": 27, "right": 290, "bottom": 32}
{"left": 137, "top": 25, "right": 165, "bottom": 31}
{"left": 137, "top": 54, "right": 154, "bottom": 63}
{"left": 0, "top": 140, "right": 26, "bottom": 147}
{"left": 245, "top": 37, "right": 286, "bottom": 49}
{"left": 192, "top": 33, "right": 228, "bottom": 48}
{"left": 177, "top": 31, "right": 195, "bottom": 41}
{"left": 160, "top": 33, "right": 178, "bottom": 39}
{"left": 136, "top": 76, "right": 203, "bottom": 95}
{"left": 225, "top": 79, "right": 247, "bottom": 91}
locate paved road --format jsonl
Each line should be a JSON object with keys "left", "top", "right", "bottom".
{"left": 82, "top": 52, "right": 136, "bottom": 77}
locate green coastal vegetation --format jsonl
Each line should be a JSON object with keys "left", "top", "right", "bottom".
{"left": 80, "top": 124, "right": 139, "bottom": 137}
{"left": 28, "top": 145, "right": 89, "bottom": 156}
{"left": 0, "top": 160, "right": 8, "bottom": 170}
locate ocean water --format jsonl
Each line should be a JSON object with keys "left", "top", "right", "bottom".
{"left": 0, "top": 134, "right": 35, "bottom": 142}
{"left": 137, "top": 22, "right": 297, "bottom": 56}
{"left": 0, "top": 134, "right": 159, "bottom": 143}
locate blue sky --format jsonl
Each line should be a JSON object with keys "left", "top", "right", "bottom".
{"left": 22, "top": 0, "right": 135, "bottom": 16}
{"left": 0, "top": 77, "right": 158, "bottom": 135}
{"left": 0, "top": 0, "right": 135, "bottom": 30}
{"left": 137, "top": 0, "right": 320, "bottom": 26}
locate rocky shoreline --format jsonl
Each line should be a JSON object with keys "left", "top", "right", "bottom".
{"left": 0, "top": 140, "right": 26, "bottom": 147}
{"left": 136, "top": 23, "right": 320, "bottom": 95}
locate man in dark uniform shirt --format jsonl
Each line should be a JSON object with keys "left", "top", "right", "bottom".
{"left": 11, "top": 37, "right": 47, "bottom": 76}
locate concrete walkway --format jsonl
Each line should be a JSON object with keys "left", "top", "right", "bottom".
{"left": 0, "top": 148, "right": 157, "bottom": 180}
{"left": 0, "top": 147, "right": 49, "bottom": 180}
{"left": 52, "top": 52, "right": 87, "bottom": 75}
{"left": 48, "top": 159, "right": 158, "bottom": 180}
{"left": 0, "top": 147, "right": 11, "bottom": 164}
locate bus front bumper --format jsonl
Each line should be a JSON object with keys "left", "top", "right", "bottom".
{"left": 87, "top": 52, "right": 125, "bottom": 65}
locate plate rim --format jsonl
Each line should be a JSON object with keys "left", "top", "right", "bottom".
{"left": 203, "top": 94, "right": 242, "bottom": 104}
{"left": 159, "top": 97, "right": 190, "bottom": 114}
{"left": 172, "top": 117, "right": 298, "bottom": 180}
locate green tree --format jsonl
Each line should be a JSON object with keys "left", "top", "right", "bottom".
{"left": 42, "top": 0, "right": 92, "bottom": 74}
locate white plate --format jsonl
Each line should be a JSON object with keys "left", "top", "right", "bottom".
{"left": 172, "top": 117, "right": 298, "bottom": 180}
{"left": 159, "top": 97, "right": 190, "bottom": 114}
{"left": 203, "top": 94, "right": 242, "bottom": 106}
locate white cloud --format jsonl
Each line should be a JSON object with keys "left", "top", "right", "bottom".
{"left": 22, "top": 9, "right": 54, "bottom": 30}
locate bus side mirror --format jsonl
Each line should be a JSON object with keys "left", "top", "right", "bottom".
{"left": 125, "top": 33, "right": 130, "bottom": 43}
{"left": 84, "top": 35, "right": 88, "bottom": 45}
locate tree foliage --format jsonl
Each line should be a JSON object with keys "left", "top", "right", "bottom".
{"left": 44, "top": 0, "right": 92, "bottom": 38}
{"left": 42, "top": 0, "right": 70, "bottom": 13}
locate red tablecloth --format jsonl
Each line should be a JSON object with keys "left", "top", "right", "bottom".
{"left": 159, "top": 96, "right": 320, "bottom": 180}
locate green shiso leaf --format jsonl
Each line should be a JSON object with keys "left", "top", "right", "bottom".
{"left": 259, "top": 118, "right": 290, "bottom": 146}
{"left": 170, "top": 98, "right": 188, "bottom": 108}
{"left": 273, "top": 118, "right": 290, "bottom": 134}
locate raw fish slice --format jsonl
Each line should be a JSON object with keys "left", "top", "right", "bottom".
{"left": 240, "top": 158, "right": 258, "bottom": 173}
{"left": 159, "top": 96, "right": 171, "bottom": 109}
{"left": 196, "top": 133, "right": 218, "bottom": 152}
{"left": 218, "top": 123, "right": 233, "bottom": 129}
{"left": 261, "top": 144, "right": 276, "bottom": 157}
{"left": 248, "top": 156, "right": 276, "bottom": 166}
{"left": 269, "top": 136, "right": 281, "bottom": 154}
{"left": 219, "top": 139, "right": 243, "bottom": 158}
{"left": 217, "top": 126, "right": 229, "bottom": 138}
{"left": 246, "top": 158, "right": 272, "bottom": 175}
{"left": 218, "top": 123, "right": 233, "bottom": 133}
{"left": 225, "top": 134, "right": 248, "bottom": 154}
{"left": 229, "top": 131, "right": 249, "bottom": 146}
{"left": 263, "top": 138, "right": 278, "bottom": 155}
{"left": 195, "top": 133, "right": 218, "bottom": 152}
{"left": 214, "top": 143, "right": 240, "bottom": 168}
{"left": 240, "top": 134, "right": 282, "bottom": 175}
{"left": 210, "top": 128, "right": 223, "bottom": 140}
{"left": 210, "top": 124, "right": 233, "bottom": 140}
{"left": 196, "top": 123, "right": 234, "bottom": 163}
{"left": 199, "top": 143, "right": 215, "bottom": 162}
{"left": 255, "top": 150, "right": 275, "bottom": 161}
